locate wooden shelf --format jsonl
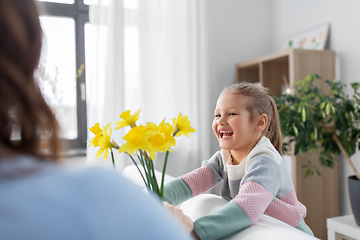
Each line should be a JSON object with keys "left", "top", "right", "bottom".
{"left": 236, "top": 48, "right": 338, "bottom": 240}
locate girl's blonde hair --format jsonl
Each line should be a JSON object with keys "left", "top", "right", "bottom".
{"left": 221, "top": 82, "right": 282, "bottom": 155}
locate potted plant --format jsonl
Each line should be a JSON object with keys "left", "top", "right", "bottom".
{"left": 275, "top": 74, "right": 360, "bottom": 226}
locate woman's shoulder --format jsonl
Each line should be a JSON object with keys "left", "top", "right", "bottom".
{"left": 0, "top": 156, "right": 192, "bottom": 240}
{"left": 0, "top": 155, "right": 137, "bottom": 198}
{"left": 51, "top": 164, "right": 144, "bottom": 197}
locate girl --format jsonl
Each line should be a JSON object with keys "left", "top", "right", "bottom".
{"left": 163, "top": 82, "right": 313, "bottom": 240}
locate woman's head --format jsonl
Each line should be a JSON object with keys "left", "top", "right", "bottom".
{"left": 212, "top": 82, "right": 282, "bottom": 155}
{"left": 0, "top": 0, "right": 61, "bottom": 160}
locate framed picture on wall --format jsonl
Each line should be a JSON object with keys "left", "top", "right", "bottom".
{"left": 282, "top": 22, "right": 330, "bottom": 50}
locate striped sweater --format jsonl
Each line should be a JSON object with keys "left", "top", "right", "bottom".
{"left": 164, "top": 136, "right": 313, "bottom": 240}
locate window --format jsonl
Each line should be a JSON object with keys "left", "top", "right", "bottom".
{"left": 36, "top": 0, "right": 89, "bottom": 154}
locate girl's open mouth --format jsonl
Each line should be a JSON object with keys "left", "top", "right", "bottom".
{"left": 220, "top": 130, "right": 233, "bottom": 139}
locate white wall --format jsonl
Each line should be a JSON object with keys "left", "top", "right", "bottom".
{"left": 271, "top": 0, "right": 360, "bottom": 216}
{"left": 203, "top": 0, "right": 273, "bottom": 153}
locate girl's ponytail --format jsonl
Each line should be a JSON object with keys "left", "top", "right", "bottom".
{"left": 266, "top": 96, "right": 282, "bottom": 155}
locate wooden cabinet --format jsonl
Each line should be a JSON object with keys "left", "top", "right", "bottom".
{"left": 236, "top": 49, "right": 338, "bottom": 240}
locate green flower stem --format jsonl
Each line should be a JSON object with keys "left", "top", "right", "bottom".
{"left": 137, "top": 153, "right": 147, "bottom": 176}
{"left": 138, "top": 153, "right": 151, "bottom": 189}
{"left": 160, "top": 150, "right": 170, "bottom": 198}
{"left": 137, "top": 153, "right": 149, "bottom": 188}
{"left": 143, "top": 158, "right": 151, "bottom": 189}
{"left": 138, "top": 152, "right": 148, "bottom": 175}
{"left": 110, "top": 148, "right": 115, "bottom": 169}
{"left": 128, "top": 154, "right": 147, "bottom": 188}
{"left": 145, "top": 158, "right": 156, "bottom": 192}
{"left": 149, "top": 159, "right": 160, "bottom": 195}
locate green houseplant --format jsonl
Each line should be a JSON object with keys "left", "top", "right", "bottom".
{"left": 275, "top": 74, "right": 360, "bottom": 225}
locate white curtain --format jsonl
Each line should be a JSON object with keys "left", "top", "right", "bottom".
{"left": 86, "top": 0, "right": 125, "bottom": 168}
{"left": 87, "top": 0, "right": 212, "bottom": 177}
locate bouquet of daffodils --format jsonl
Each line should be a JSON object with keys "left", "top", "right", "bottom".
{"left": 88, "top": 109, "right": 196, "bottom": 199}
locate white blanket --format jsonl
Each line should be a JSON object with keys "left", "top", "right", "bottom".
{"left": 179, "top": 194, "right": 318, "bottom": 240}
{"left": 123, "top": 165, "right": 319, "bottom": 240}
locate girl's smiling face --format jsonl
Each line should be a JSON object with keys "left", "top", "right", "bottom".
{"left": 212, "top": 93, "right": 265, "bottom": 161}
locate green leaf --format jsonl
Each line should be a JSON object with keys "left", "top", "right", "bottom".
{"left": 293, "top": 125, "right": 299, "bottom": 136}
{"left": 320, "top": 101, "right": 326, "bottom": 110}
{"left": 325, "top": 104, "right": 330, "bottom": 115}
{"left": 330, "top": 104, "right": 336, "bottom": 114}
{"left": 314, "top": 74, "right": 321, "bottom": 79}
{"left": 321, "top": 111, "right": 326, "bottom": 118}
{"left": 352, "top": 83, "right": 360, "bottom": 92}
{"left": 298, "top": 106, "right": 302, "bottom": 113}
{"left": 302, "top": 107, "right": 306, "bottom": 122}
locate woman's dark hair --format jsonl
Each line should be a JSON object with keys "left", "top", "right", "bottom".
{"left": 222, "top": 82, "right": 283, "bottom": 155}
{"left": 0, "top": 0, "right": 62, "bottom": 160}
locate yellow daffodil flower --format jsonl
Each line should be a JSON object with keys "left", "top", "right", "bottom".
{"left": 147, "top": 119, "right": 176, "bottom": 153}
{"left": 119, "top": 125, "right": 156, "bottom": 160}
{"left": 158, "top": 119, "right": 176, "bottom": 149}
{"left": 96, "top": 126, "right": 115, "bottom": 160}
{"left": 89, "top": 110, "right": 196, "bottom": 199}
{"left": 172, "top": 113, "right": 196, "bottom": 137}
{"left": 115, "top": 109, "right": 141, "bottom": 130}
{"left": 88, "top": 123, "right": 111, "bottom": 147}
{"left": 159, "top": 119, "right": 175, "bottom": 136}
{"left": 145, "top": 122, "right": 158, "bottom": 131}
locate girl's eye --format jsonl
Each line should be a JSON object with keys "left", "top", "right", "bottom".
{"left": 229, "top": 113, "right": 236, "bottom": 116}
{"left": 215, "top": 114, "right": 221, "bottom": 118}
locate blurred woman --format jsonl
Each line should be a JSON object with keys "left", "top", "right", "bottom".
{"left": 0, "top": 1, "right": 192, "bottom": 239}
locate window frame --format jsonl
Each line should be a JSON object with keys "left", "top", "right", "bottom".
{"left": 37, "top": 0, "right": 89, "bottom": 155}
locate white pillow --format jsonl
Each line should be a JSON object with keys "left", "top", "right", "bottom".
{"left": 179, "top": 194, "right": 319, "bottom": 240}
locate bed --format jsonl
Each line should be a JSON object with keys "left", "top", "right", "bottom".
{"left": 123, "top": 165, "right": 319, "bottom": 240}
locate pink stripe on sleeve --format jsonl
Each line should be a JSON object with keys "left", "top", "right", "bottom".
{"left": 231, "top": 181, "right": 273, "bottom": 224}
{"left": 264, "top": 188, "right": 306, "bottom": 227}
{"left": 181, "top": 166, "right": 215, "bottom": 197}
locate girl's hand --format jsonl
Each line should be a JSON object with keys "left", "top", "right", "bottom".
{"left": 163, "top": 201, "right": 194, "bottom": 233}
